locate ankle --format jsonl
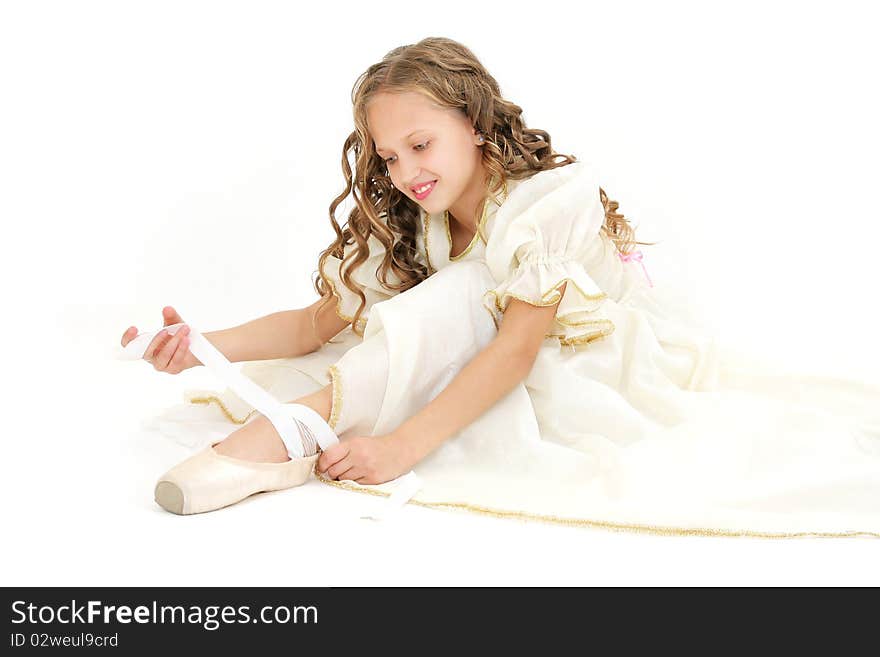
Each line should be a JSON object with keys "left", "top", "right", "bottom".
{"left": 214, "top": 416, "right": 292, "bottom": 463}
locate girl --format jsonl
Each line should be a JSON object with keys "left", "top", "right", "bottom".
{"left": 127, "top": 37, "right": 880, "bottom": 537}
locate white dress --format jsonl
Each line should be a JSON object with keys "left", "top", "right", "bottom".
{"left": 151, "top": 160, "right": 880, "bottom": 538}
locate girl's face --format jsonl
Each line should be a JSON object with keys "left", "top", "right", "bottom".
{"left": 367, "top": 91, "right": 486, "bottom": 217}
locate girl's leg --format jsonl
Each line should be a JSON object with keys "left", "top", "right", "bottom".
{"left": 212, "top": 385, "right": 333, "bottom": 462}
{"left": 212, "top": 259, "right": 496, "bottom": 463}
{"left": 324, "top": 259, "right": 498, "bottom": 441}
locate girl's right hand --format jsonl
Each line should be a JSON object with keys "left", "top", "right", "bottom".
{"left": 120, "top": 306, "right": 203, "bottom": 374}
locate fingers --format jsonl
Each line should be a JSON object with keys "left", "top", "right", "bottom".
{"left": 121, "top": 326, "right": 137, "bottom": 347}
{"left": 168, "top": 327, "right": 192, "bottom": 372}
{"left": 143, "top": 329, "right": 171, "bottom": 363}
{"left": 337, "top": 466, "right": 360, "bottom": 482}
{"left": 154, "top": 325, "right": 190, "bottom": 371}
{"left": 316, "top": 445, "right": 338, "bottom": 472}
{"left": 326, "top": 454, "right": 357, "bottom": 481}
{"left": 124, "top": 307, "right": 189, "bottom": 371}
{"left": 318, "top": 443, "right": 350, "bottom": 476}
{"left": 163, "top": 306, "right": 184, "bottom": 327}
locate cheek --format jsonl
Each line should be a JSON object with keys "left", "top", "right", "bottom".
{"left": 388, "top": 153, "right": 447, "bottom": 191}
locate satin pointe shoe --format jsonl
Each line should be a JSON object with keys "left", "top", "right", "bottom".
{"left": 154, "top": 442, "right": 319, "bottom": 515}
{"left": 121, "top": 320, "right": 422, "bottom": 520}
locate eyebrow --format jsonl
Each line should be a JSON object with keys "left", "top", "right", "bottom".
{"left": 374, "top": 129, "right": 429, "bottom": 153}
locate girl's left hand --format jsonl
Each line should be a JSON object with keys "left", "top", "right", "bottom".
{"left": 317, "top": 434, "right": 414, "bottom": 485}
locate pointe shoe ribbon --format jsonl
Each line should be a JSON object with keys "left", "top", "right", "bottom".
{"left": 358, "top": 470, "right": 422, "bottom": 522}
{"left": 118, "top": 323, "right": 335, "bottom": 456}
{"left": 118, "top": 322, "right": 422, "bottom": 518}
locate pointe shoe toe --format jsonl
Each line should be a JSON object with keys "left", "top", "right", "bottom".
{"left": 154, "top": 445, "right": 319, "bottom": 515}
{"left": 154, "top": 481, "right": 184, "bottom": 515}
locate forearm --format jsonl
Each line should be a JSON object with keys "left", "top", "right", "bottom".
{"left": 189, "top": 309, "right": 318, "bottom": 365}
{"left": 390, "top": 338, "right": 533, "bottom": 465}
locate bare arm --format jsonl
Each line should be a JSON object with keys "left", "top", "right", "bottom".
{"left": 389, "top": 291, "right": 564, "bottom": 466}
{"left": 184, "top": 293, "right": 351, "bottom": 366}
{"left": 389, "top": 336, "right": 535, "bottom": 466}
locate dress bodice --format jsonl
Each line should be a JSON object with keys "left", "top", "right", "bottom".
{"left": 419, "top": 199, "right": 492, "bottom": 274}
{"left": 417, "top": 169, "right": 652, "bottom": 305}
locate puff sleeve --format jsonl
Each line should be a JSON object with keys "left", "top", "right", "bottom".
{"left": 482, "top": 161, "right": 615, "bottom": 347}
{"left": 319, "top": 229, "right": 403, "bottom": 335}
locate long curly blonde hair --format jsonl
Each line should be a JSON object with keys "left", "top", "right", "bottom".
{"left": 311, "top": 36, "right": 652, "bottom": 340}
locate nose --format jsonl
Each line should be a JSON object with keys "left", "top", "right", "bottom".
{"left": 397, "top": 159, "right": 423, "bottom": 191}
{"left": 404, "top": 174, "right": 421, "bottom": 192}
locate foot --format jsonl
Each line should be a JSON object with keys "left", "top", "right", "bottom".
{"left": 212, "top": 414, "right": 319, "bottom": 463}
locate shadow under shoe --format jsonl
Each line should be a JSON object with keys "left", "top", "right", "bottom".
{"left": 154, "top": 442, "right": 319, "bottom": 515}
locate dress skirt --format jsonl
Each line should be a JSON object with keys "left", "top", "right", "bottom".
{"left": 147, "top": 259, "right": 880, "bottom": 538}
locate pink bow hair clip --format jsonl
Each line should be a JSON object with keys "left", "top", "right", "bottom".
{"left": 618, "top": 249, "right": 654, "bottom": 288}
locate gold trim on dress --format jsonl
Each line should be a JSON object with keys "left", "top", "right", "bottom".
{"left": 318, "top": 257, "right": 368, "bottom": 335}
{"left": 556, "top": 314, "right": 610, "bottom": 328}
{"left": 485, "top": 278, "right": 608, "bottom": 314}
{"left": 483, "top": 279, "right": 615, "bottom": 347}
{"left": 557, "top": 322, "right": 616, "bottom": 346}
{"left": 187, "top": 394, "right": 259, "bottom": 424}
{"left": 312, "top": 470, "right": 880, "bottom": 539}
{"left": 187, "top": 371, "right": 344, "bottom": 432}
{"left": 422, "top": 210, "right": 438, "bottom": 275}
{"left": 483, "top": 304, "right": 500, "bottom": 331}
{"left": 425, "top": 180, "right": 498, "bottom": 269}
{"left": 551, "top": 316, "right": 616, "bottom": 346}
{"left": 446, "top": 194, "right": 490, "bottom": 261}
{"left": 326, "top": 364, "right": 343, "bottom": 432}
{"left": 185, "top": 396, "right": 879, "bottom": 537}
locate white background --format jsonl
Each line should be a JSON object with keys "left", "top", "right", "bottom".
{"left": 1, "top": 0, "right": 878, "bottom": 586}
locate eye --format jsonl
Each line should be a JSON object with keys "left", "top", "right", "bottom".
{"left": 383, "top": 141, "right": 430, "bottom": 164}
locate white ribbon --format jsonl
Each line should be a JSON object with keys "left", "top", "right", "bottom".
{"left": 118, "top": 322, "right": 421, "bottom": 520}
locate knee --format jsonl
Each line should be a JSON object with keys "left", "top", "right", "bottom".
{"left": 434, "top": 259, "right": 495, "bottom": 292}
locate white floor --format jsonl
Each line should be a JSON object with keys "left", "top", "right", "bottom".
{"left": 5, "top": 1, "right": 880, "bottom": 588}
{"left": 2, "top": 304, "right": 878, "bottom": 588}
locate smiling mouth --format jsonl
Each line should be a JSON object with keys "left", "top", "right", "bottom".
{"left": 412, "top": 180, "right": 437, "bottom": 199}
